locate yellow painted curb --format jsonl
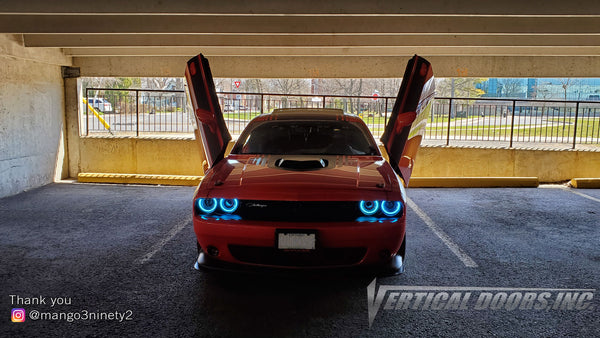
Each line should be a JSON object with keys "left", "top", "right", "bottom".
{"left": 78, "top": 173, "right": 202, "bottom": 186}
{"left": 409, "top": 177, "right": 539, "bottom": 188}
{"left": 571, "top": 178, "right": 600, "bottom": 189}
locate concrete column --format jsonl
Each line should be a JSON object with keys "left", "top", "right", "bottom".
{"left": 64, "top": 77, "right": 81, "bottom": 178}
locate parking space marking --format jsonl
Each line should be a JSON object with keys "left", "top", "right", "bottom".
{"left": 542, "top": 184, "right": 600, "bottom": 203}
{"left": 407, "top": 198, "right": 479, "bottom": 268}
{"left": 137, "top": 216, "right": 192, "bottom": 264}
{"left": 564, "top": 188, "right": 600, "bottom": 204}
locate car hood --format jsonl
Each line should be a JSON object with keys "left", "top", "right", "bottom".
{"left": 199, "top": 154, "right": 401, "bottom": 201}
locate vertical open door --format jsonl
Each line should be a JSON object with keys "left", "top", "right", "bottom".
{"left": 381, "top": 55, "right": 435, "bottom": 186}
{"left": 185, "top": 54, "right": 232, "bottom": 169}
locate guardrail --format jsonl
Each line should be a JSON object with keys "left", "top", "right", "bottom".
{"left": 83, "top": 88, "right": 600, "bottom": 149}
{"left": 84, "top": 88, "right": 193, "bottom": 136}
{"left": 430, "top": 97, "right": 600, "bottom": 149}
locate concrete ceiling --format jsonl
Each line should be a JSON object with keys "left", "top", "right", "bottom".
{"left": 1, "top": 0, "right": 599, "bottom": 77}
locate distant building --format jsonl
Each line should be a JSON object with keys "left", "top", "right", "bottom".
{"left": 526, "top": 78, "right": 537, "bottom": 99}
{"left": 480, "top": 78, "right": 600, "bottom": 100}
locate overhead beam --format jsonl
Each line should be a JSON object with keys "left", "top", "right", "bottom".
{"left": 1, "top": 0, "right": 599, "bottom": 15}
{"left": 2, "top": 15, "right": 600, "bottom": 34}
{"left": 0, "top": 33, "right": 70, "bottom": 66}
{"left": 24, "top": 34, "right": 600, "bottom": 48}
{"left": 73, "top": 55, "right": 600, "bottom": 78}
{"left": 63, "top": 46, "right": 600, "bottom": 57}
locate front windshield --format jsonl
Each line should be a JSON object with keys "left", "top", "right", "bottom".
{"left": 232, "top": 120, "right": 379, "bottom": 156}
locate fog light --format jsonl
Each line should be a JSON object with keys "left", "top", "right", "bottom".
{"left": 206, "top": 246, "right": 219, "bottom": 257}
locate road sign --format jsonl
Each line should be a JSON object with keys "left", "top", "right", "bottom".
{"left": 234, "top": 81, "right": 241, "bottom": 88}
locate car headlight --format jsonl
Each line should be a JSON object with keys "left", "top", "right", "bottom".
{"left": 358, "top": 200, "right": 403, "bottom": 217}
{"left": 219, "top": 198, "right": 239, "bottom": 213}
{"left": 381, "top": 201, "right": 403, "bottom": 217}
{"left": 196, "top": 198, "right": 240, "bottom": 215}
{"left": 359, "top": 200, "right": 379, "bottom": 216}
{"left": 197, "top": 198, "right": 218, "bottom": 214}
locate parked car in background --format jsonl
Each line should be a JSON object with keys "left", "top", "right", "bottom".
{"left": 88, "top": 98, "right": 113, "bottom": 113}
{"left": 223, "top": 103, "right": 249, "bottom": 112}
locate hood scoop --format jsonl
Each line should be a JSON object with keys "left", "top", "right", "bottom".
{"left": 274, "top": 158, "right": 329, "bottom": 171}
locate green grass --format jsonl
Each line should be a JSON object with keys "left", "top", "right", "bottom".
{"left": 575, "top": 119, "right": 600, "bottom": 135}
{"left": 424, "top": 124, "right": 599, "bottom": 139}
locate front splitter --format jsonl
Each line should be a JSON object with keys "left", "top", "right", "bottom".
{"left": 194, "top": 252, "right": 404, "bottom": 276}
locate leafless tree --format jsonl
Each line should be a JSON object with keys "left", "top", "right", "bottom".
{"left": 266, "top": 78, "right": 309, "bottom": 94}
{"left": 498, "top": 78, "right": 524, "bottom": 98}
{"left": 558, "top": 78, "right": 582, "bottom": 101}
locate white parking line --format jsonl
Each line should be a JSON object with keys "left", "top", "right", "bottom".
{"left": 542, "top": 184, "right": 600, "bottom": 203}
{"left": 565, "top": 189, "right": 600, "bottom": 203}
{"left": 137, "top": 216, "right": 192, "bottom": 264}
{"left": 406, "top": 198, "right": 479, "bottom": 268}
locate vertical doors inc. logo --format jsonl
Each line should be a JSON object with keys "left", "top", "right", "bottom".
{"left": 367, "top": 279, "right": 596, "bottom": 327}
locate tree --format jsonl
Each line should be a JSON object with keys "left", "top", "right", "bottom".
{"left": 498, "top": 78, "right": 524, "bottom": 98}
{"left": 558, "top": 78, "right": 582, "bottom": 101}
{"left": 372, "top": 78, "right": 402, "bottom": 97}
{"left": 267, "top": 78, "right": 309, "bottom": 94}
{"left": 433, "top": 78, "right": 487, "bottom": 118}
{"left": 319, "top": 78, "right": 365, "bottom": 113}
{"left": 140, "top": 77, "right": 184, "bottom": 90}
{"left": 81, "top": 77, "right": 119, "bottom": 96}
{"left": 243, "top": 79, "right": 266, "bottom": 93}
{"left": 532, "top": 81, "right": 553, "bottom": 100}
{"left": 82, "top": 77, "right": 141, "bottom": 101}
{"left": 264, "top": 79, "right": 310, "bottom": 108}
{"left": 435, "top": 78, "right": 487, "bottom": 98}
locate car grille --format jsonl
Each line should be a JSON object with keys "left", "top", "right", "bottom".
{"left": 237, "top": 200, "right": 361, "bottom": 222}
{"left": 228, "top": 245, "right": 367, "bottom": 267}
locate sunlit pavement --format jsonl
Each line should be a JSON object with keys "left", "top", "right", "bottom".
{"left": 1, "top": 183, "right": 598, "bottom": 337}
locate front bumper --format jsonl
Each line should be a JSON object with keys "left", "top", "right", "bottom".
{"left": 193, "top": 216, "right": 405, "bottom": 272}
{"left": 194, "top": 251, "right": 404, "bottom": 276}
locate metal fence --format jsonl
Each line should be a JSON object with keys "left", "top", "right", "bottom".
{"left": 84, "top": 88, "right": 193, "bottom": 136}
{"left": 83, "top": 88, "right": 600, "bottom": 149}
{"left": 430, "top": 97, "right": 600, "bottom": 148}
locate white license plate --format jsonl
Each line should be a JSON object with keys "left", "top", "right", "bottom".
{"left": 277, "top": 232, "right": 316, "bottom": 250}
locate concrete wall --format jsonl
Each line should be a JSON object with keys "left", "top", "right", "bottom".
{"left": 0, "top": 34, "right": 71, "bottom": 198}
{"left": 415, "top": 146, "right": 600, "bottom": 182}
{"left": 77, "top": 136, "right": 204, "bottom": 176}
{"left": 75, "top": 137, "right": 600, "bottom": 183}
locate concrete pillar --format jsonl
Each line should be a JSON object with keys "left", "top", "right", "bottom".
{"left": 63, "top": 77, "right": 81, "bottom": 178}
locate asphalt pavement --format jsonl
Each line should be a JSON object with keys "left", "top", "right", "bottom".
{"left": 1, "top": 183, "right": 598, "bottom": 337}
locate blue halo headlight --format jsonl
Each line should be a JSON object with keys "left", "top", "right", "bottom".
{"left": 197, "top": 198, "right": 218, "bottom": 214}
{"left": 381, "top": 201, "right": 402, "bottom": 217}
{"left": 359, "top": 200, "right": 379, "bottom": 216}
{"left": 219, "top": 198, "right": 239, "bottom": 213}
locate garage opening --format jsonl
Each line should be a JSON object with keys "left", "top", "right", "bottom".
{"left": 79, "top": 77, "right": 600, "bottom": 150}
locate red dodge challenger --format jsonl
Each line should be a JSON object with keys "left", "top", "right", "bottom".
{"left": 185, "top": 54, "right": 434, "bottom": 274}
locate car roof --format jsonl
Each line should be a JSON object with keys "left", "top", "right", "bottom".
{"left": 260, "top": 108, "right": 357, "bottom": 121}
